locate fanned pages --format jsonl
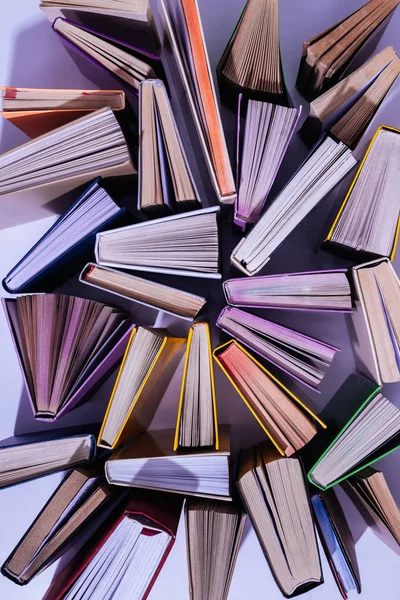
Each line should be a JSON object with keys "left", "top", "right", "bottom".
{"left": 98, "top": 327, "right": 186, "bottom": 449}
{"left": 139, "top": 79, "right": 199, "bottom": 213}
{"left": 231, "top": 137, "right": 356, "bottom": 275}
{"left": 216, "top": 306, "right": 338, "bottom": 390}
{"left": 236, "top": 99, "right": 301, "bottom": 227}
{"left": 213, "top": 341, "right": 325, "bottom": 456}
{"left": 175, "top": 323, "right": 217, "bottom": 450}
{"left": 96, "top": 206, "right": 221, "bottom": 278}
{"left": 296, "top": 0, "right": 400, "bottom": 100}
{"left": 238, "top": 445, "right": 322, "bottom": 597}
{"left": 81, "top": 263, "right": 206, "bottom": 320}
{"left": 326, "top": 126, "right": 400, "bottom": 259}
{"left": 185, "top": 500, "right": 246, "bottom": 600}
{"left": 224, "top": 270, "right": 352, "bottom": 311}
{"left": 105, "top": 427, "right": 231, "bottom": 500}
{"left": 3, "top": 295, "right": 132, "bottom": 420}
{"left": 40, "top": 0, "right": 152, "bottom": 21}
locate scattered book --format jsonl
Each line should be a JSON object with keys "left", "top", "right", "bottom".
{"left": 185, "top": 499, "right": 246, "bottom": 600}
{"left": 0, "top": 87, "right": 125, "bottom": 138}
{"left": 238, "top": 444, "right": 322, "bottom": 597}
{"left": 139, "top": 79, "right": 199, "bottom": 213}
{"left": 351, "top": 258, "right": 400, "bottom": 384}
{"left": 231, "top": 137, "right": 356, "bottom": 275}
{"left": 307, "top": 375, "right": 400, "bottom": 490}
{"left": 304, "top": 47, "right": 400, "bottom": 148}
{"left": 2, "top": 294, "right": 133, "bottom": 420}
{"left": 105, "top": 427, "right": 231, "bottom": 500}
{"left": 235, "top": 96, "right": 301, "bottom": 228}
{"left": 174, "top": 323, "right": 217, "bottom": 450}
{"left": 158, "top": 0, "right": 236, "bottom": 203}
{"left": 3, "top": 179, "right": 127, "bottom": 294}
{"left": 42, "top": 491, "right": 183, "bottom": 600}
{"left": 0, "top": 429, "right": 96, "bottom": 489}
{"left": 349, "top": 467, "right": 400, "bottom": 546}
{"left": 217, "top": 0, "right": 288, "bottom": 106}
{"left": 223, "top": 269, "right": 352, "bottom": 312}
{"left": 296, "top": 0, "right": 400, "bottom": 100}
{"left": 213, "top": 340, "right": 326, "bottom": 456}
{"left": 98, "top": 327, "right": 185, "bottom": 449}
{"left": 95, "top": 206, "right": 221, "bottom": 278}
{"left": 1, "top": 464, "right": 117, "bottom": 584}
{"left": 324, "top": 125, "right": 400, "bottom": 259}
{"left": 312, "top": 490, "right": 361, "bottom": 599}
{"left": 80, "top": 262, "right": 207, "bottom": 320}
{"left": 216, "top": 306, "right": 338, "bottom": 390}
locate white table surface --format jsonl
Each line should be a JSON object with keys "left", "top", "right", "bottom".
{"left": 0, "top": 1, "right": 400, "bottom": 598}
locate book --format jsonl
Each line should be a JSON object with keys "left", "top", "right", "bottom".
{"left": 42, "top": 490, "right": 183, "bottom": 600}
{"left": 0, "top": 429, "right": 96, "bottom": 489}
{"left": 185, "top": 499, "right": 246, "bottom": 600}
{"left": 98, "top": 327, "right": 186, "bottom": 449}
{"left": 217, "top": 0, "right": 288, "bottom": 107}
{"left": 223, "top": 269, "right": 352, "bottom": 312}
{"left": 349, "top": 467, "right": 400, "bottom": 546}
{"left": 95, "top": 206, "right": 221, "bottom": 279}
{"left": 0, "top": 87, "right": 125, "bottom": 138}
{"left": 216, "top": 306, "right": 339, "bottom": 391}
{"left": 213, "top": 340, "right": 326, "bottom": 456}
{"left": 235, "top": 96, "right": 301, "bottom": 228}
{"left": 307, "top": 374, "right": 400, "bottom": 490}
{"left": 311, "top": 490, "right": 361, "bottom": 599}
{"left": 105, "top": 427, "right": 231, "bottom": 500}
{"left": 304, "top": 46, "right": 400, "bottom": 149}
{"left": 174, "top": 323, "right": 218, "bottom": 450}
{"left": 3, "top": 179, "right": 128, "bottom": 294}
{"left": 324, "top": 125, "right": 400, "bottom": 260}
{"left": 231, "top": 137, "right": 356, "bottom": 275}
{"left": 351, "top": 258, "right": 400, "bottom": 384}
{"left": 2, "top": 294, "right": 133, "bottom": 420}
{"left": 80, "top": 263, "right": 207, "bottom": 321}
{"left": 296, "top": 0, "right": 399, "bottom": 100}
{"left": 238, "top": 444, "right": 322, "bottom": 597}
{"left": 139, "top": 79, "right": 199, "bottom": 213}
{"left": 1, "top": 464, "right": 118, "bottom": 585}
{"left": 157, "top": 0, "right": 235, "bottom": 204}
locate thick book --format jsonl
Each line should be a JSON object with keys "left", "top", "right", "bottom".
{"left": 0, "top": 87, "right": 125, "bottom": 138}
{"left": 2, "top": 294, "right": 134, "bottom": 420}
{"left": 185, "top": 499, "right": 246, "bottom": 600}
{"left": 1, "top": 464, "right": 119, "bottom": 585}
{"left": 0, "top": 428, "right": 97, "bottom": 490}
{"left": 323, "top": 125, "right": 400, "bottom": 260}
{"left": 238, "top": 444, "right": 323, "bottom": 597}
{"left": 80, "top": 262, "right": 207, "bottom": 321}
{"left": 95, "top": 206, "right": 221, "bottom": 279}
{"left": 216, "top": 306, "right": 339, "bottom": 391}
{"left": 213, "top": 340, "right": 326, "bottom": 456}
{"left": 139, "top": 79, "right": 200, "bottom": 214}
{"left": 3, "top": 178, "right": 128, "bottom": 294}
{"left": 306, "top": 374, "right": 400, "bottom": 490}
{"left": 231, "top": 136, "right": 356, "bottom": 275}
{"left": 223, "top": 269, "right": 352, "bottom": 312}
{"left": 174, "top": 323, "right": 218, "bottom": 450}
{"left": 234, "top": 95, "right": 301, "bottom": 228}
{"left": 105, "top": 426, "right": 232, "bottom": 500}
{"left": 312, "top": 490, "right": 361, "bottom": 599}
{"left": 296, "top": 0, "right": 399, "bottom": 100}
{"left": 98, "top": 327, "right": 186, "bottom": 449}
{"left": 217, "top": 0, "right": 289, "bottom": 108}
{"left": 42, "top": 490, "right": 183, "bottom": 600}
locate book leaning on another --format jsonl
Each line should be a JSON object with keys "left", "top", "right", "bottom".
{"left": 238, "top": 444, "right": 322, "bottom": 597}
{"left": 98, "top": 327, "right": 186, "bottom": 449}
{"left": 105, "top": 427, "right": 231, "bottom": 500}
